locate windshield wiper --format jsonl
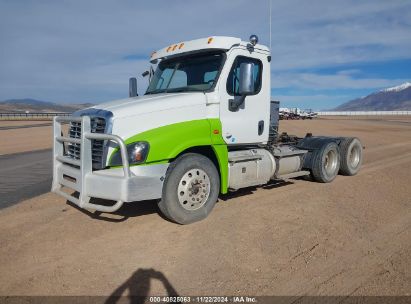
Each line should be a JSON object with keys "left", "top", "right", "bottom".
{"left": 146, "top": 87, "right": 204, "bottom": 95}
{"left": 167, "top": 87, "right": 203, "bottom": 93}
{"left": 167, "top": 88, "right": 189, "bottom": 93}
{"left": 145, "top": 89, "right": 166, "bottom": 95}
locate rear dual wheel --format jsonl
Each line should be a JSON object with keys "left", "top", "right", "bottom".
{"left": 311, "top": 142, "right": 340, "bottom": 183}
{"left": 310, "top": 138, "right": 363, "bottom": 183}
{"left": 339, "top": 137, "right": 363, "bottom": 176}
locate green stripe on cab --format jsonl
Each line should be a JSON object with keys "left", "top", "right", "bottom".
{"left": 109, "top": 119, "right": 228, "bottom": 194}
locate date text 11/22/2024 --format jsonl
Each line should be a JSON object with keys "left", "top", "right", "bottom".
{"left": 149, "top": 296, "right": 257, "bottom": 303}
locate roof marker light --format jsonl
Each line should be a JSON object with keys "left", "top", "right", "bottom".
{"left": 178, "top": 43, "right": 184, "bottom": 49}
{"left": 150, "top": 51, "right": 156, "bottom": 58}
{"left": 172, "top": 44, "right": 178, "bottom": 51}
{"left": 166, "top": 46, "right": 172, "bottom": 52}
{"left": 207, "top": 37, "right": 213, "bottom": 44}
{"left": 249, "top": 34, "right": 258, "bottom": 46}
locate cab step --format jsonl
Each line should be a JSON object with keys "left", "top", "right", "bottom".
{"left": 277, "top": 170, "right": 310, "bottom": 180}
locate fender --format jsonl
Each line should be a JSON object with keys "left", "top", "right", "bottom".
{"left": 108, "top": 119, "right": 229, "bottom": 194}
{"left": 297, "top": 136, "right": 342, "bottom": 170}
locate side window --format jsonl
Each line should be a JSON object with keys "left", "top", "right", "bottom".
{"left": 227, "top": 56, "right": 262, "bottom": 96}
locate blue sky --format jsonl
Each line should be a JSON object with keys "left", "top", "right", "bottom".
{"left": 0, "top": 0, "right": 410, "bottom": 110}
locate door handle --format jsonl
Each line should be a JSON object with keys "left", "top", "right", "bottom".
{"left": 258, "top": 120, "right": 264, "bottom": 135}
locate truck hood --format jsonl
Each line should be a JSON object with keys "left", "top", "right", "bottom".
{"left": 88, "top": 92, "right": 206, "bottom": 119}
{"left": 75, "top": 92, "right": 210, "bottom": 144}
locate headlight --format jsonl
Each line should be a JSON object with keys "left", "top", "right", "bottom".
{"left": 109, "top": 141, "right": 149, "bottom": 166}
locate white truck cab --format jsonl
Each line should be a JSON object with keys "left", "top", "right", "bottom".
{"left": 52, "top": 35, "right": 363, "bottom": 224}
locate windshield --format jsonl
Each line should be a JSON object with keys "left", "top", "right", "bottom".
{"left": 146, "top": 52, "right": 224, "bottom": 94}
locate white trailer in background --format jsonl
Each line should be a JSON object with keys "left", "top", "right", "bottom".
{"left": 280, "top": 107, "right": 318, "bottom": 119}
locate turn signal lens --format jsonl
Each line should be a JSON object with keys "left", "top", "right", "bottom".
{"left": 207, "top": 37, "right": 213, "bottom": 44}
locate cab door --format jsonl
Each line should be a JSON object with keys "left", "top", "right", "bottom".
{"left": 218, "top": 49, "right": 270, "bottom": 145}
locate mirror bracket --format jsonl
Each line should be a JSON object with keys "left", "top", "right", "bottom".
{"left": 229, "top": 95, "right": 246, "bottom": 112}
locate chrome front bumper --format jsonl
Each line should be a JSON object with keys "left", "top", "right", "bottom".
{"left": 52, "top": 116, "right": 168, "bottom": 212}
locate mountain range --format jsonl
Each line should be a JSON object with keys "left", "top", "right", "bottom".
{"left": 2, "top": 83, "right": 411, "bottom": 113}
{"left": 334, "top": 82, "right": 411, "bottom": 111}
{"left": 0, "top": 98, "right": 93, "bottom": 113}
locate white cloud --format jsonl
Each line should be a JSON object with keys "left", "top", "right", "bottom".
{"left": 271, "top": 72, "right": 409, "bottom": 90}
{"left": 0, "top": 0, "right": 410, "bottom": 103}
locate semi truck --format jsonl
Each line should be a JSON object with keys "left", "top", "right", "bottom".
{"left": 52, "top": 35, "right": 363, "bottom": 224}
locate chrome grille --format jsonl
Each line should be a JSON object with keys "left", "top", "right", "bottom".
{"left": 67, "top": 117, "right": 107, "bottom": 169}
{"left": 67, "top": 121, "right": 81, "bottom": 161}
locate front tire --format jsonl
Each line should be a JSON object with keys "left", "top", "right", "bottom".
{"left": 158, "top": 153, "right": 220, "bottom": 224}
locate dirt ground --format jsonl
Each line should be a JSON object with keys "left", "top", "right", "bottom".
{"left": 0, "top": 120, "right": 52, "bottom": 127}
{"left": 0, "top": 117, "right": 410, "bottom": 297}
{"left": 0, "top": 121, "right": 52, "bottom": 155}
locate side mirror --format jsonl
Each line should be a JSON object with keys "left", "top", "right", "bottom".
{"left": 129, "top": 77, "right": 138, "bottom": 97}
{"left": 229, "top": 63, "right": 254, "bottom": 111}
{"left": 238, "top": 62, "right": 254, "bottom": 95}
{"left": 142, "top": 66, "right": 155, "bottom": 81}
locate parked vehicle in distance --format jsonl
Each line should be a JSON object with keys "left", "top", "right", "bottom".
{"left": 280, "top": 108, "right": 318, "bottom": 120}
{"left": 52, "top": 35, "right": 363, "bottom": 224}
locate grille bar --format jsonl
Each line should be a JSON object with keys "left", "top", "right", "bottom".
{"left": 67, "top": 117, "right": 107, "bottom": 169}
{"left": 53, "top": 115, "right": 130, "bottom": 212}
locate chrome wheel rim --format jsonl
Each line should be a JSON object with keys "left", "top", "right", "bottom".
{"left": 349, "top": 144, "right": 361, "bottom": 168}
{"left": 324, "top": 149, "right": 338, "bottom": 176}
{"left": 177, "top": 169, "right": 210, "bottom": 211}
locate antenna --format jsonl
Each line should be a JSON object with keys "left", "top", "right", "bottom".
{"left": 269, "top": 0, "right": 272, "bottom": 51}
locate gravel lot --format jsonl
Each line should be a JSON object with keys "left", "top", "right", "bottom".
{"left": 0, "top": 121, "right": 52, "bottom": 155}
{"left": 0, "top": 117, "right": 410, "bottom": 297}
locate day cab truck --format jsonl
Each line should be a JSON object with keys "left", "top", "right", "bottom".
{"left": 52, "top": 35, "right": 363, "bottom": 224}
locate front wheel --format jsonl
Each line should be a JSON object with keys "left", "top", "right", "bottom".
{"left": 158, "top": 153, "right": 220, "bottom": 224}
